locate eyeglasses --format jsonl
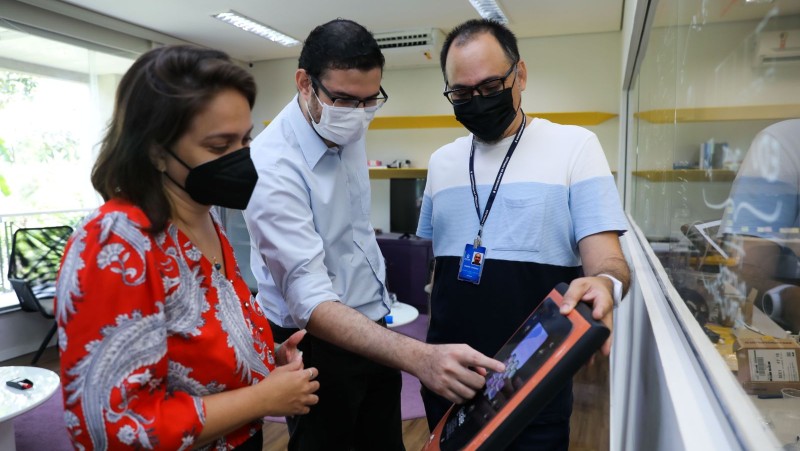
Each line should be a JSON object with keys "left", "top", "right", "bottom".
{"left": 310, "top": 75, "right": 389, "bottom": 109}
{"left": 443, "top": 63, "right": 518, "bottom": 105}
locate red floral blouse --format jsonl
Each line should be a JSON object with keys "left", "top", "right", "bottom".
{"left": 55, "top": 199, "right": 275, "bottom": 450}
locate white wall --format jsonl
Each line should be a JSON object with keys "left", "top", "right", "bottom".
{"left": 249, "top": 31, "right": 623, "bottom": 231}
{"left": 248, "top": 57, "right": 298, "bottom": 134}
{"left": 0, "top": 309, "right": 56, "bottom": 362}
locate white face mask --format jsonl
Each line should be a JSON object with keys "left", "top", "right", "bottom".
{"left": 306, "top": 89, "right": 380, "bottom": 146}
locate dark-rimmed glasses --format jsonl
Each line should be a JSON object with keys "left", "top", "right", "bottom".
{"left": 310, "top": 75, "right": 388, "bottom": 109}
{"left": 443, "top": 63, "right": 518, "bottom": 105}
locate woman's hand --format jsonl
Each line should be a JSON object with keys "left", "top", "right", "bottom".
{"left": 276, "top": 329, "right": 307, "bottom": 366}
{"left": 256, "top": 357, "right": 319, "bottom": 417}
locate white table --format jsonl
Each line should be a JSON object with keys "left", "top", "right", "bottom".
{"left": 386, "top": 301, "right": 420, "bottom": 328}
{"left": 0, "top": 366, "right": 60, "bottom": 451}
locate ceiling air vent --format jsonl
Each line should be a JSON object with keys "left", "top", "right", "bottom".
{"left": 754, "top": 30, "right": 800, "bottom": 65}
{"left": 373, "top": 28, "right": 445, "bottom": 69}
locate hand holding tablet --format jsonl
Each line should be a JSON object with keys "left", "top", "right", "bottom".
{"left": 423, "top": 283, "right": 610, "bottom": 451}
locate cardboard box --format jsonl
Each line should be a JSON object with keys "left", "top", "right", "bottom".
{"left": 734, "top": 337, "right": 800, "bottom": 395}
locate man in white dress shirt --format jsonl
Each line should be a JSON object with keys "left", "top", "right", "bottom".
{"left": 244, "top": 19, "right": 504, "bottom": 451}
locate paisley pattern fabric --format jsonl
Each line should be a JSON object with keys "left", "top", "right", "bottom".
{"left": 56, "top": 199, "right": 275, "bottom": 450}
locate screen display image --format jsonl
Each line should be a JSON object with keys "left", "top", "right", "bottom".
{"left": 485, "top": 323, "right": 548, "bottom": 401}
{"left": 439, "top": 299, "right": 572, "bottom": 451}
{"left": 424, "top": 284, "right": 610, "bottom": 451}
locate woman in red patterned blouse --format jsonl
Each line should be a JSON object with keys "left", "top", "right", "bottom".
{"left": 55, "top": 45, "right": 319, "bottom": 451}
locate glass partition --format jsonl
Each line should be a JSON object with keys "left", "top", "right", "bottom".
{"left": 629, "top": 0, "right": 800, "bottom": 447}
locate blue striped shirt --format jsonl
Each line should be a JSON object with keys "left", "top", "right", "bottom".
{"left": 417, "top": 118, "right": 627, "bottom": 266}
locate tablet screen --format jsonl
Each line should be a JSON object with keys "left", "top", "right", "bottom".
{"left": 439, "top": 298, "right": 573, "bottom": 450}
{"left": 485, "top": 322, "right": 548, "bottom": 401}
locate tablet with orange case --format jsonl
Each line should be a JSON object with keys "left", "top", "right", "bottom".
{"left": 422, "top": 282, "right": 610, "bottom": 451}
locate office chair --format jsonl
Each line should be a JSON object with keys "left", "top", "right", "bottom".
{"left": 6, "top": 225, "right": 73, "bottom": 364}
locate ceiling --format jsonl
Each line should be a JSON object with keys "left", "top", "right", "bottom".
{"left": 0, "top": 24, "right": 136, "bottom": 75}
{"left": 5, "top": 0, "right": 797, "bottom": 74}
{"left": 59, "top": 0, "right": 626, "bottom": 62}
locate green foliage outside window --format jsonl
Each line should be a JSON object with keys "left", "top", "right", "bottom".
{"left": 0, "top": 72, "right": 37, "bottom": 197}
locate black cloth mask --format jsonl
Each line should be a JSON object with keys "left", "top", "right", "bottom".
{"left": 165, "top": 146, "right": 258, "bottom": 210}
{"left": 453, "top": 88, "right": 518, "bottom": 143}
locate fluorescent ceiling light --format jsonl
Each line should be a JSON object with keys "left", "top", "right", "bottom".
{"left": 213, "top": 11, "right": 300, "bottom": 47}
{"left": 469, "top": 0, "right": 509, "bottom": 24}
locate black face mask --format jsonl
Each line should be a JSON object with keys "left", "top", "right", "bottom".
{"left": 165, "top": 146, "right": 258, "bottom": 210}
{"left": 453, "top": 88, "right": 518, "bottom": 143}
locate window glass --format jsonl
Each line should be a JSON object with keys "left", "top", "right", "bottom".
{"left": 0, "top": 22, "right": 136, "bottom": 305}
{"left": 629, "top": 0, "right": 800, "bottom": 446}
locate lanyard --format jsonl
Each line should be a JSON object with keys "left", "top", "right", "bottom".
{"left": 468, "top": 114, "right": 527, "bottom": 247}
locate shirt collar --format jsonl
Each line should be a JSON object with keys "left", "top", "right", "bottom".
{"left": 287, "top": 94, "right": 338, "bottom": 169}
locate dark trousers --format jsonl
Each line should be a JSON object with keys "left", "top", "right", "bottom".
{"left": 422, "top": 380, "right": 573, "bottom": 451}
{"left": 270, "top": 321, "right": 405, "bottom": 451}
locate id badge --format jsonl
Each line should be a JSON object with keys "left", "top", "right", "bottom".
{"left": 458, "top": 243, "right": 486, "bottom": 284}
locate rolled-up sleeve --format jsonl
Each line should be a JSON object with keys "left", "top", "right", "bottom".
{"left": 245, "top": 155, "right": 338, "bottom": 328}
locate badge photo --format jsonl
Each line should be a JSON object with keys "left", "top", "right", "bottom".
{"left": 458, "top": 243, "right": 486, "bottom": 284}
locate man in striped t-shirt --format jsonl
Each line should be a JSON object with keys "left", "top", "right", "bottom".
{"left": 417, "top": 19, "right": 631, "bottom": 450}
